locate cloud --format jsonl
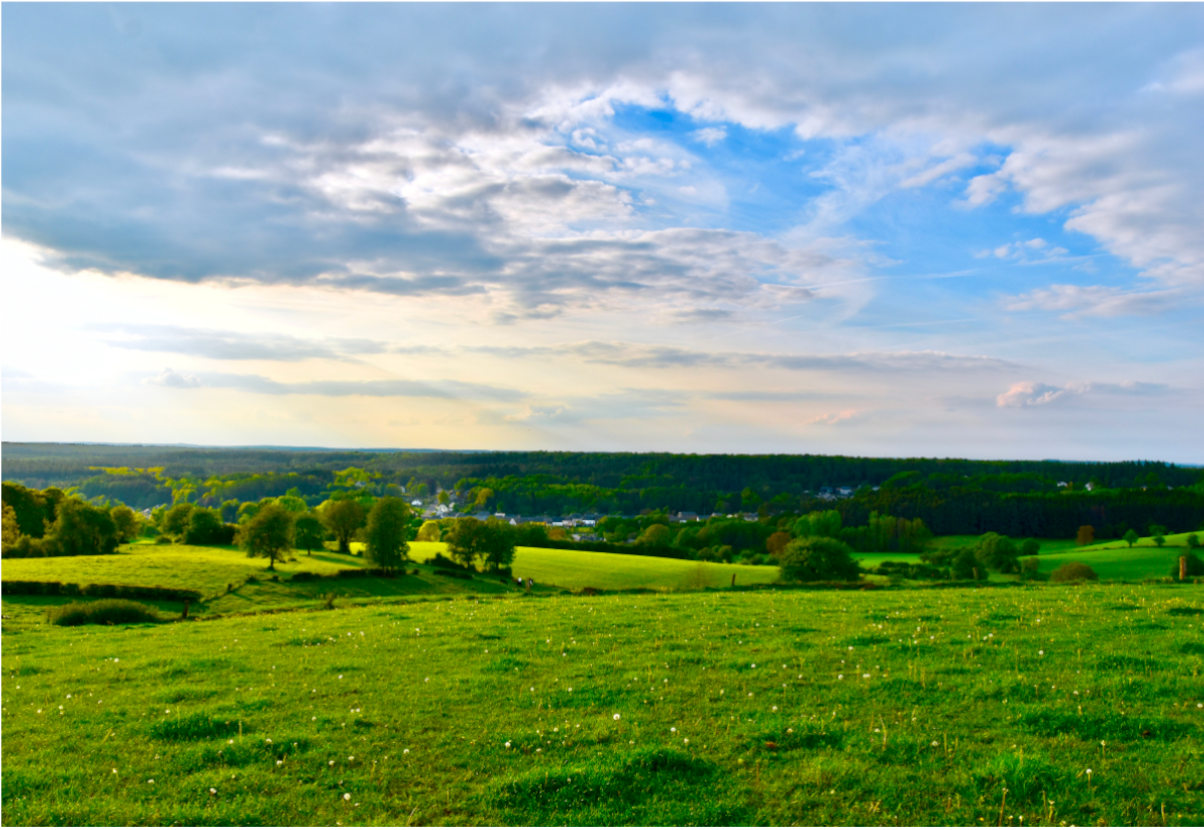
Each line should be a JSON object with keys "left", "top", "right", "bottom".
{"left": 145, "top": 370, "right": 524, "bottom": 401}
{"left": 99, "top": 324, "right": 388, "bottom": 362}
{"left": 808, "top": 409, "right": 860, "bottom": 425}
{"left": 10, "top": 3, "right": 1203, "bottom": 328}
{"left": 690, "top": 127, "right": 727, "bottom": 146}
{"left": 996, "top": 381, "right": 1066, "bottom": 408}
{"left": 1003, "top": 284, "right": 1192, "bottom": 318}
{"left": 145, "top": 368, "right": 201, "bottom": 389}
{"left": 997, "top": 379, "right": 1170, "bottom": 408}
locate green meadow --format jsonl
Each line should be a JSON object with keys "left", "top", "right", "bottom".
{"left": 3, "top": 580, "right": 1202, "bottom": 826}
{"left": 3, "top": 535, "right": 1202, "bottom": 826}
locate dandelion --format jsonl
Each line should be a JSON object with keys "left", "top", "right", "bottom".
{"left": 863, "top": 673, "right": 871, "bottom": 679}
{"left": 838, "top": 674, "right": 844, "bottom": 680}
{"left": 112, "top": 768, "right": 118, "bottom": 774}
{"left": 265, "top": 738, "right": 272, "bottom": 744}
{"left": 338, "top": 675, "right": 343, "bottom": 680}
{"left": 613, "top": 713, "right": 621, "bottom": 720}
{"left": 671, "top": 727, "right": 677, "bottom": 732}
{"left": 209, "top": 788, "right": 217, "bottom": 795}
{"left": 505, "top": 741, "right": 511, "bottom": 748}
{"left": 772, "top": 706, "right": 779, "bottom": 712}
{"left": 147, "top": 779, "right": 154, "bottom": 784}
{"left": 751, "top": 663, "right": 756, "bottom": 668}
{"left": 329, "top": 760, "right": 336, "bottom": 766}
{"left": 1039, "top": 650, "right": 1045, "bottom": 656}
{"left": 932, "top": 740, "right": 940, "bottom": 747}
{"left": 276, "top": 760, "right": 283, "bottom": 766}
{"left": 348, "top": 756, "right": 354, "bottom": 761}
{"left": 403, "top": 749, "right": 410, "bottom": 754}
{"left": 343, "top": 793, "right": 351, "bottom": 801}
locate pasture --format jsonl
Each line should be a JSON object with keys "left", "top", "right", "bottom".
{"left": 2, "top": 579, "right": 1202, "bottom": 826}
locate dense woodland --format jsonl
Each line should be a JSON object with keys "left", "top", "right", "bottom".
{"left": 3, "top": 444, "right": 1202, "bottom": 558}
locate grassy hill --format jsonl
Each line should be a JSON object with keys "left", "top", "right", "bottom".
{"left": 2, "top": 581, "right": 1201, "bottom": 826}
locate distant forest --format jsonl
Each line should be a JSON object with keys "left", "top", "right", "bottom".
{"left": 3, "top": 443, "right": 1202, "bottom": 540}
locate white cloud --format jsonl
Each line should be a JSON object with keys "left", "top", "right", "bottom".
{"left": 1003, "top": 284, "right": 1192, "bottom": 318}
{"left": 145, "top": 368, "right": 201, "bottom": 389}
{"left": 691, "top": 126, "right": 727, "bottom": 146}
{"left": 997, "top": 379, "right": 1171, "bottom": 408}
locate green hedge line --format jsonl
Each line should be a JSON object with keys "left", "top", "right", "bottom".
{"left": 1, "top": 580, "right": 201, "bottom": 602}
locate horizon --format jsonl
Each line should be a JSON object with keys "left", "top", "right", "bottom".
{"left": 3, "top": 5, "right": 1202, "bottom": 459}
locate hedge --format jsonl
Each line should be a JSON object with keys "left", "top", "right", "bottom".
{"left": 1, "top": 581, "right": 201, "bottom": 602}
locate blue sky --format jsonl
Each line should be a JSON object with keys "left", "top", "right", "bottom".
{"left": 2, "top": 3, "right": 1203, "bottom": 461}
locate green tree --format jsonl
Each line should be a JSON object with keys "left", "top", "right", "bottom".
{"left": 1019, "top": 538, "right": 1040, "bottom": 558}
{"left": 976, "top": 532, "right": 1019, "bottom": 574}
{"left": 952, "top": 547, "right": 985, "bottom": 581}
{"left": 293, "top": 513, "right": 325, "bottom": 555}
{"left": 445, "top": 517, "right": 515, "bottom": 571}
{"left": 236, "top": 503, "right": 294, "bottom": 570}
{"left": 778, "top": 537, "right": 859, "bottom": 582}
{"left": 50, "top": 497, "right": 119, "bottom": 556}
{"left": 1153, "top": 534, "right": 1166, "bottom": 548}
{"left": 161, "top": 503, "right": 195, "bottom": 538}
{"left": 183, "top": 507, "right": 226, "bottom": 545}
{"left": 1123, "top": 529, "right": 1140, "bottom": 548}
{"left": 479, "top": 518, "right": 517, "bottom": 572}
{"left": 416, "top": 520, "right": 443, "bottom": 542}
{"left": 320, "top": 498, "right": 367, "bottom": 554}
{"left": 638, "top": 523, "right": 672, "bottom": 547}
{"left": 109, "top": 505, "right": 141, "bottom": 544}
{"left": 364, "top": 497, "right": 412, "bottom": 573}
{"left": 219, "top": 499, "right": 240, "bottom": 523}
{"left": 1148, "top": 523, "right": 1168, "bottom": 537}
{"left": 274, "top": 493, "right": 309, "bottom": 514}
{"left": 2, "top": 503, "right": 22, "bottom": 549}
{"left": 1186, "top": 533, "right": 1200, "bottom": 550}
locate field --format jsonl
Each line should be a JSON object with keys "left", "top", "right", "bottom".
{"left": 3, "top": 534, "right": 1202, "bottom": 826}
{"left": 3, "top": 578, "right": 1202, "bottom": 827}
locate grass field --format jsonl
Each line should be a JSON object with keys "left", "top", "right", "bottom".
{"left": 2, "top": 581, "right": 1202, "bottom": 826}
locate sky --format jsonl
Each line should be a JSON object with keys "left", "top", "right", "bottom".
{"left": 3, "top": 3, "right": 1203, "bottom": 462}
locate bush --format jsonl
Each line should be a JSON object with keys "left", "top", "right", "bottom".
{"left": 48, "top": 599, "right": 164, "bottom": 626}
{"left": 154, "top": 535, "right": 173, "bottom": 545}
{"left": 778, "top": 537, "right": 859, "bottom": 582}
{"left": 1050, "top": 561, "right": 1098, "bottom": 583}
{"left": 435, "top": 568, "right": 474, "bottom": 580}
{"left": 1019, "top": 557, "right": 1044, "bottom": 580}
{"left": 290, "top": 571, "right": 319, "bottom": 582}
{"left": 1170, "top": 552, "right": 1204, "bottom": 580}
{"left": 2, "top": 581, "right": 200, "bottom": 602}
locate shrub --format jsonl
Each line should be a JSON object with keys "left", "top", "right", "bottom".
{"left": 1050, "top": 561, "right": 1098, "bottom": 583}
{"left": 154, "top": 535, "right": 173, "bottom": 545}
{"left": 777, "top": 537, "right": 859, "bottom": 582}
{"left": 1075, "top": 525, "right": 1095, "bottom": 546}
{"left": 48, "top": 599, "right": 164, "bottom": 626}
{"left": 1019, "top": 557, "right": 1044, "bottom": 580}
{"left": 290, "top": 571, "right": 319, "bottom": 582}
{"left": 1170, "top": 552, "right": 1204, "bottom": 580}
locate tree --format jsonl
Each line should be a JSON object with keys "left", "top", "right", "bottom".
{"left": 445, "top": 517, "right": 488, "bottom": 569}
{"left": 1123, "top": 529, "right": 1140, "bottom": 548}
{"left": 479, "top": 518, "right": 517, "bottom": 572}
{"left": 109, "top": 505, "right": 141, "bottom": 544}
{"left": 1075, "top": 525, "right": 1095, "bottom": 547}
{"left": 236, "top": 503, "right": 294, "bottom": 570}
{"left": 766, "top": 531, "right": 792, "bottom": 557}
{"left": 638, "top": 524, "right": 671, "bottom": 547}
{"left": 1153, "top": 535, "right": 1166, "bottom": 548}
{"left": 416, "top": 520, "right": 443, "bottom": 542}
{"left": 293, "top": 513, "right": 326, "bottom": 555}
{"left": 976, "top": 532, "right": 1020, "bottom": 573}
{"left": 50, "top": 497, "right": 120, "bottom": 556}
{"left": 2, "top": 503, "right": 22, "bottom": 549}
{"left": 778, "top": 537, "right": 859, "bottom": 582}
{"left": 1186, "top": 533, "right": 1200, "bottom": 550}
{"left": 952, "top": 547, "right": 984, "bottom": 581}
{"left": 161, "top": 503, "right": 195, "bottom": 538}
{"left": 320, "top": 498, "right": 367, "bottom": 554}
{"left": 364, "top": 497, "right": 411, "bottom": 573}
{"left": 1019, "top": 538, "right": 1040, "bottom": 558}
{"left": 183, "top": 507, "right": 227, "bottom": 545}
{"left": 1148, "top": 524, "right": 1168, "bottom": 537}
